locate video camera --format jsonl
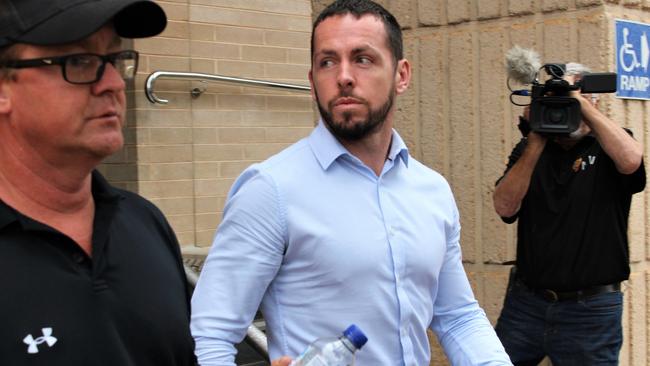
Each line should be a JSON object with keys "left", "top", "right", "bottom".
{"left": 506, "top": 46, "right": 617, "bottom": 135}
{"left": 528, "top": 64, "right": 616, "bottom": 134}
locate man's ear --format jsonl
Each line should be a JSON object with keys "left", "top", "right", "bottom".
{"left": 394, "top": 59, "right": 411, "bottom": 95}
{"left": 308, "top": 69, "right": 317, "bottom": 102}
{"left": 0, "top": 78, "right": 11, "bottom": 115}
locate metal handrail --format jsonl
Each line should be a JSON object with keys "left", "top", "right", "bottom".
{"left": 145, "top": 71, "right": 311, "bottom": 104}
{"left": 184, "top": 264, "right": 270, "bottom": 362}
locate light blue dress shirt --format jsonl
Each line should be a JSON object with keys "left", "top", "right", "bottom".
{"left": 191, "top": 121, "right": 511, "bottom": 365}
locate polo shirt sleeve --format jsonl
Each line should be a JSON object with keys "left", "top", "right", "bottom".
{"left": 190, "top": 167, "right": 286, "bottom": 366}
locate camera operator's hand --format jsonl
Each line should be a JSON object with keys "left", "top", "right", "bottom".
{"left": 565, "top": 75, "right": 643, "bottom": 174}
{"left": 493, "top": 112, "right": 547, "bottom": 218}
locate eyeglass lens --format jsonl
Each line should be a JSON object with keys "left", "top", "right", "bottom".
{"left": 65, "top": 52, "right": 137, "bottom": 83}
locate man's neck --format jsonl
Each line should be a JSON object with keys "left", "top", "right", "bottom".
{"left": 340, "top": 126, "right": 394, "bottom": 176}
{"left": 0, "top": 143, "right": 96, "bottom": 255}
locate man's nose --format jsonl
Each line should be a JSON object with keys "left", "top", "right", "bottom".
{"left": 337, "top": 61, "right": 354, "bottom": 90}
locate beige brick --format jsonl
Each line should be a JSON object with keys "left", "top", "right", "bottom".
{"left": 190, "top": 58, "right": 216, "bottom": 74}
{"left": 138, "top": 162, "right": 194, "bottom": 181}
{"left": 418, "top": 33, "right": 448, "bottom": 175}
{"left": 191, "top": 6, "right": 292, "bottom": 30}
{"left": 479, "top": 28, "right": 513, "bottom": 264}
{"left": 390, "top": 0, "right": 415, "bottom": 29}
{"left": 262, "top": 127, "right": 310, "bottom": 143}
{"left": 190, "top": 23, "right": 215, "bottom": 42}
{"left": 147, "top": 55, "right": 191, "bottom": 73}
{"left": 166, "top": 214, "right": 196, "bottom": 233}
{"left": 148, "top": 127, "right": 193, "bottom": 144}
{"left": 138, "top": 180, "right": 194, "bottom": 199}
{"left": 448, "top": 0, "right": 472, "bottom": 24}
{"left": 542, "top": 19, "right": 573, "bottom": 62}
{"left": 192, "top": 110, "right": 243, "bottom": 127}
{"left": 217, "top": 60, "right": 266, "bottom": 78}
{"left": 542, "top": 0, "right": 570, "bottom": 12}
{"left": 195, "top": 213, "right": 220, "bottom": 231}
{"left": 176, "top": 231, "right": 196, "bottom": 247}
{"left": 288, "top": 48, "right": 310, "bottom": 64}
{"left": 193, "top": 0, "right": 311, "bottom": 16}
{"left": 508, "top": 0, "right": 535, "bottom": 15}
{"left": 149, "top": 197, "right": 195, "bottom": 216}
{"left": 137, "top": 145, "right": 193, "bottom": 163}
{"left": 214, "top": 25, "right": 264, "bottom": 45}
{"left": 265, "top": 30, "right": 311, "bottom": 48}
{"left": 218, "top": 127, "right": 267, "bottom": 143}
{"left": 266, "top": 95, "right": 313, "bottom": 111}
{"left": 482, "top": 270, "right": 509, "bottom": 324}
{"left": 192, "top": 128, "right": 219, "bottom": 144}
{"left": 194, "top": 144, "right": 246, "bottom": 161}
{"left": 418, "top": 0, "right": 444, "bottom": 26}
{"left": 135, "top": 37, "right": 190, "bottom": 56}
{"left": 158, "top": 2, "right": 188, "bottom": 22}
{"left": 577, "top": 14, "right": 609, "bottom": 69}
{"left": 194, "top": 178, "right": 235, "bottom": 196}
{"left": 220, "top": 161, "right": 255, "bottom": 178}
{"left": 194, "top": 162, "right": 221, "bottom": 179}
{"left": 265, "top": 63, "right": 310, "bottom": 80}
{"left": 218, "top": 94, "right": 266, "bottom": 110}
{"left": 628, "top": 272, "right": 647, "bottom": 365}
{"left": 161, "top": 21, "right": 190, "bottom": 39}
{"left": 242, "top": 45, "right": 288, "bottom": 63}
{"left": 196, "top": 229, "right": 220, "bottom": 248}
{"left": 478, "top": 0, "right": 503, "bottom": 20}
{"left": 576, "top": 0, "right": 606, "bottom": 5}
{"left": 448, "top": 30, "right": 477, "bottom": 262}
{"left": 244, "top": 143, "right": 290, "bottom": 160}
{"left": 190, "top": 41, "right": 240, "bottom": 59}
{"left": 195, "top": 196, "right": 227, "bottom": 214}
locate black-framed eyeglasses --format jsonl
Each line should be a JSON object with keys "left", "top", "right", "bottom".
{"left": 0, "top": 50, "right": 139, "bottom": 84}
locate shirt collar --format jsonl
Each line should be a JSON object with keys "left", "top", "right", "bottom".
{"left": 308, "top": 119, "right": 410, "bottom": 170}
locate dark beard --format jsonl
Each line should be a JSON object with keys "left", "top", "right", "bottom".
{"left": 316, "top": 89, "right": 395, "bottom": 141}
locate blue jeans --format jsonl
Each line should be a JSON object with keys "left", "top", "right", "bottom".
{"left": 495, "top": 277, "right": 623, "bottom": 366}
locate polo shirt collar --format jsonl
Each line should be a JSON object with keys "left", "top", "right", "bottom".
{"left": 308, "top": 119, "right": 410, "bottom": 170}
{"left": 0, "top": 170, "right": 123, "bottom": 232}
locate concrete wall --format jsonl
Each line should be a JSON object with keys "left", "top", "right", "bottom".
{"left": 100, "top": 0, "right": 650, "bottom": 365}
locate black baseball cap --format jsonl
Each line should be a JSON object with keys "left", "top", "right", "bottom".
{"left": 0, "top": 0, "right": 167, "bottom": 48}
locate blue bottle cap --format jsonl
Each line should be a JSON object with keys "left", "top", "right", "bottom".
{"left": 343, "top": 324, "right": 368, "bottom": 349}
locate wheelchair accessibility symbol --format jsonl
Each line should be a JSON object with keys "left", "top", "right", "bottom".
{"left": 619, "top": 27, "right": 649, "bottom": 72}
{"left": 616, "top": 19, "right": 650, "bottom": 99}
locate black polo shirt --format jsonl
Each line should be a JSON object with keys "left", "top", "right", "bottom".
{"left": 0, "top": 171, "right": 196, "bottom": 365}
{"left": 500, "top": 133, "right": 646, "bottom": 291}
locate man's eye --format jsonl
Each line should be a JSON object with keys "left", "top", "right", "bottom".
{"left": 357, "top": 56, "right": 372, "bottom": 64}
{"left": 320, "top": 59, "right": 335, "bottom": 68}
{"left": 67, "top": 55, "right": 95, "bottom": 68}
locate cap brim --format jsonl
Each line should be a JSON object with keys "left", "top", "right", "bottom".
{"left": 16, "top": 0, "right": 166, "bottom": 46}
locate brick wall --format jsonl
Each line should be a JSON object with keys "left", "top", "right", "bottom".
{"left": 100, "top": 0, "right": 315, "bottom": 249}
{"left": 100, "top": 0, "right": 650, "bottom": 365}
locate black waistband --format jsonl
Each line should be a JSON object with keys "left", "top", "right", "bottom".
{"left": 515, "top": 278, "right": 621, "bottom": 302}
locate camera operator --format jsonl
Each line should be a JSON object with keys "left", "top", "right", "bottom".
{"left": 493, "top": 62, "right": 645, "bottom": 365}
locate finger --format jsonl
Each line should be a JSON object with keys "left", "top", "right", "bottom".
{"left": 271, "top": 356, "right": 293, "bottom": 366}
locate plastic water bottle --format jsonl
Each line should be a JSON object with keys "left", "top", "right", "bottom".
{"left": 290, "top": 324, "right": 368, "bottom": 366}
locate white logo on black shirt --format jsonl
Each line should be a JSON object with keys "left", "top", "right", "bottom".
{"left": 23, "top": 328, "right": 57, "bottom": 354}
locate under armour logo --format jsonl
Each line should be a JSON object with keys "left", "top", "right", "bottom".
{"left": 23, "top": 328, "right": 57, "bottom": 354}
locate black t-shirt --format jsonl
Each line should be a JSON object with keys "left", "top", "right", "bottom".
{"left": 0, "top": 171, "right": 196, "bottom": 365}
{"left": 500, "top": 133, "right": 646, "bottom": 291}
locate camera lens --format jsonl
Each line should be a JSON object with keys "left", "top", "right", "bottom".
{"left": 549, "top": 110, "right": 565, "bottom": 124}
